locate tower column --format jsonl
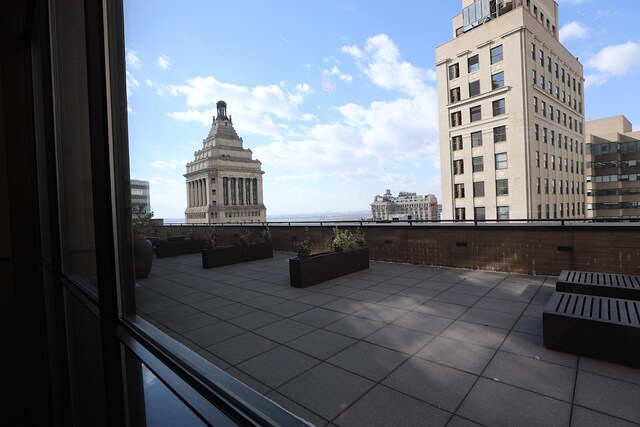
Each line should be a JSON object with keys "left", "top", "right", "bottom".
{"left": 186, "top": 182, "right": 191, "bottom": 207}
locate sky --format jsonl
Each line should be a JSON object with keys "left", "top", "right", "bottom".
{"left": 124, "top": 0, "right": 640, "bottom": 219}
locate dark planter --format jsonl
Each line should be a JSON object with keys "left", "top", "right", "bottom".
{"left": 202, "top": 246, "right": 242, "bottom": 268}
{"left": 133, "top": 238, "right": 153, "bottom": 279}
{"left": 289, "top": 247, "right": 369, "bottom": 288}
{"left": 156, "top": 239, "right": 205, "bottom": 258}
{"left": 242, "top": 242, "right": 273, "bottom": 262}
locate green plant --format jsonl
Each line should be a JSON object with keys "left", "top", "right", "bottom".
{"left": 332, "top": 227, "right": 366, "bottom": 252}
{"left": 239, "top": 230, "right": 253, "bottom": 246}
{"left": 132, "top": 206, "right": 154, "bottom": 239}
{"left": 259, "top": 226, "right": 272, "bottom": 243}
{"left": 296, "top": 227, "right": 312, "bottom": 258}
{"left": 205, "top": 227, "right": 218, "bottom": 249}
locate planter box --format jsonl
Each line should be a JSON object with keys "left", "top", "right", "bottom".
{"left": 289, "top": 247, "right": 369, "bottom": 288}
{"left": 201, "top": 243, "right": 273, "bottom": 268}
{"left": 242, "top": 242, "right": 274, "bottom": 262}
{"left": 156, "top": 239, "right": 205, "bottom": 258}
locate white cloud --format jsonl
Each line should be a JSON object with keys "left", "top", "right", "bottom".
{"left": 156, "top": 54, "right": 171, "bottom": 70}
{"left": 584, "top": 73, "right": 607, "bottom": 88}
{"left": 145, "top": 79, "right": 153, "bottom": 87}
{"left": 339, "top": 74, "right": 353, "bottom": 83}
{"left": 322, "top": 65, "right": 353, "bottom": 85}
{"left": 342, "top": 34, "right": 436, "bottom": 97}
{"left": 300, "top": 113, "right": 317, "bottom": 122}
{"left": 126, "top": 71, "right": 139, "bottom": 97}
{"left": 586, "top": 41, "right": 640, "bottom": 76}
{"left": 559, "top": 21, "right": 590, "bottom": 43}
{"left": 150, "top": 159, "right": 189, "bottom": 170}
{"left": 126, "top": 50, "right": 141, "bottom": 69}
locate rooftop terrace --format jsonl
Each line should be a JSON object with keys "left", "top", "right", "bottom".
{"left": 136, "top": 252, "right": 640, "bottom": 426}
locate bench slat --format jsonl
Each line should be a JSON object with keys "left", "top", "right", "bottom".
{"left": 556, "top": 270, "right": 640, "bottom": 300}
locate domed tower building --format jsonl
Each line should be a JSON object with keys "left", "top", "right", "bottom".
{"left": 184, "top": 101, "right": 267, "bottom": 223}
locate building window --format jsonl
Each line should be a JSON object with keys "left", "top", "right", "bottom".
{"left": 549, "top": 106, "right": 554, "bottom": 121}
{"left": 492, "top": 98, "right": 505, "bottom": 116}
{"left": 543, "top": 153, "right": 548, "bottom": 169}
{"left": 543, "top": 127, "right": 547, "bottom": 143}
{"left": 455, "top": 207, "right": 466, "bottom": 220}
{"left": 551, "top": 154, "right": 555, "bottom": 170}
{"left": 531, "top": 43, "right": 536, "bottom": 60}
{"left": 471, "top": 131, "right": 483, "bottom": 147}
{"left": 474, "top": 207, "right": 486, "bottom": 220}
{"left": 544, "top": 178, "right": 549, "bottom": 194}
{"left": 552, "top": 179, "right": 556, "bottom": 194}
{"left": 536, "top": 178, "right": 541, "bottom": 194}
{"left": 545, "top": 203, "right": 550, "bottom": 219}
{"left": 452, "top": 135, "right": 463, "bottom": 151}
{"left": 470, "top": 105, "right": 482, "bottom": 122}
{"left": 493, "top": 125, "right": 506, "bottom": 143}
{"left": 472, "top": 156, "right": 484, "bottom": 172}
{"left": 554, "top": 203, "right": 558, "bottom": 219}
{"left": 453, "top": 159, "right": 464, "bottom": 175}
{"left": 550, "top": 130, "right": 555, "bottom": 146}
{"left": 561, "top": 68, "right": 565, "bottom": 83}
{"left": 451, "top": 111, "right": 462, "bottom": 127}
{"left": 495, "top": 152, "right": 508, "bottom": 169}
{"left": 468, "top": 54, "right": 479, "bottom": 72}
{"left": 497, "top": 206, "right": 509, "bottom": 220}
{"left": 496, "top": 179, "right": 509, "bottom": 196}
{"left": 555, "top": 62, "right": 559, "bottom": 78}
{"left": 490, "top": 45, "right": 503, "bottom": 64}
{"left": 492, "top": 72, "right": 504, "bottom": 90}
{"left": 539, "top": 49, "right": 544, "bottom": 66}
{"left": 449, "top": 63, "right": 460, "bottom": 79}
{"left": 450, "top": 87, "right": 461, "bottom": 103}
{"left": 535, "top": 124, "right": 539, "bottom": 141}
{"left": 537, "top": 204, "right": 542, "bottom": 219}
{"left": 539, "top": 75, "right": 545, "bottom": 89}
{"left": 469, "top": 80, "right": 481, "bottom": 97}
{"left": 532, "top": 69, "right": 536, "bottom": 84}
{"left": 558, "top": 156, "right": 562, "bottom": 171}
{"left": 533, "top": 96, "right": 538, "bottom": 113}
{"left": 455, "top": 183, "right": 465, "bottom": 198}
{"left": 474, "top": 181, "right": 485, "bottom": 197}
{"left": 547, "top": 56, "right": 552, "bottom": 72}
{"left": 547, "top": 80, "right": 552, "bottom": 95}
{"left": 536, "top": 151, "right": 540, "bottom": 167}
{"left": 541, "top": 101, "right": 546, "bottom": 116}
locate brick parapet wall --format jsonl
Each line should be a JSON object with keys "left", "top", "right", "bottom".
{"left": 152, "top": 223, "right": 640, "bottom": 276}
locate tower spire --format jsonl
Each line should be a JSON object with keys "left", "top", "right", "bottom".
{"left": 216, "top": 100, "right": 228, "bottom": 121}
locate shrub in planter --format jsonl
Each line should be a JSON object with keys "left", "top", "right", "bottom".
{"left": 289, "top": 227, "right": 369, "bottom": 287}
{"left": 201, "top": 226, "right": 273, "bottom": 268}
{"left": 132, "top": 206, "right": 154, "bottom": 279}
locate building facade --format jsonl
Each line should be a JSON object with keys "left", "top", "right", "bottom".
{"left": 436, "top": 0, "right": 586, "bottom": 221}
{"left": 185, "top": 101, "right": 267, "bottom": 223}
{"left": 586, "top": 115, "right": 640, "bottom": 218}
{"left": 130, "top": 179, "right": 150, "bottom": 214}
{"left": 371, "top": 189, "right": 439, "bottom": 221}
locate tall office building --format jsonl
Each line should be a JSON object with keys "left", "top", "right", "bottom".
{"left": 130, "top": 179, "right": 151, "bottom": 214}
{"left": 371, "top": 190, "right": 439, "bottom": 221}
{"left": 184, "top": 101, "right": 267, "bottom": 223}
{"left": 586, "top": 115, "right": 640, "bottom": 219}
{"left": 436, "top": 0, "right": 586, "bottom": 220}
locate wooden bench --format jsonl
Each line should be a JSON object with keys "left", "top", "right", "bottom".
{"left": 556, "top": 270, "right": 640, "bottom": 301}
{"left": 543, "top": 291, "right": 640, "bottom": 367}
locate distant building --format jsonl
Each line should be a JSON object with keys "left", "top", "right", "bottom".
{"left": 371, "top": 189, "right": 438, "bottom": 221}
{"left": 131, "top": 179, "right": 150, "bottom": 214}
{"left": 586, "top": 115, "right": 640, "bottom": 218}
{"left": 437, "top": 0, "right": 586, "bottom": 221}
{"left": 185, "top": 101, "right": 266, "bottom": 223}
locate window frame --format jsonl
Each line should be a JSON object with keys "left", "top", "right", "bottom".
{"left": 490, "top": 45, "right": 503, "bottom": 64}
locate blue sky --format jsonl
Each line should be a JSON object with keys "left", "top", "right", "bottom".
{"left": 124, "top": 0, "right": 640, "bottom": 219}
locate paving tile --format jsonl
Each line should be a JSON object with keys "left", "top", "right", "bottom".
{"left": 483, "top": 351, "right": 576, "bottom": 402}
{"left": 414, "top": 300, "right": 468, "bottom": 319}
{"left": 396, "top": 287, "right": 440, "bottom": 301}
{"left": 446, "top": 416, "right": 484, "bottom": 427}
{"left": 224, "top": 289, "right": 263, "bottom": 302}
{"left": 287, "top": 329, "right": 356, "bottom": 360}
{"left": 325, "top": 316, "right": 386, "bottom": 339}
{"left": 382, "top": 357, "right": 476, "bottom": 412}
{"left": 333, "top": 385, "right": 450, "bottom": 427}
{"left": 265, "top": 391, "right": 329, "bottom": 427}
{"left": 225, "top": 367, "right": 272, "bottom": 395}
{"left": 189, "top": 296, "right": 234, "bottom": 312}
{"left": 328, "top": 341, "right": 408, "bottom": 382}
{"left": 352, "top": 304, "right": 408, "bottom": 323}
{"left": 513, "top": 315, "right": 542, "bottom": 336}
{"left": 236, "top": 346, "right": 319, "bottom": 389}
{"left": 183, "top": 321, "right": 245, "bottom": 348}
{"left": 322, "top": 298, "right": 370, "bottom": 314}
{"left": 194, "top": 348, "right": 230, "bottom": 370}
{"left": 457, "top": 377, "right": 571, "bottom": 427}
{"left": 416, "top": 336, "right": 496, "bottom": 375}
{"left": 486, "top": 285, "right": 538, "bottom": 304}
{"left": 364, "top": 324, "right": 434, "bottom": 355}
{"left": 264, "top": 300, "right": 316, "bottom": 317}
{"left": 381, "top": 276, "right": 423, "bottom": 287}
{"left": 277, "top": 363, "right": 374, "bottom": 421}
{"left": 429, "top": 271, "right": 468, "bottom": 284}
{"left": 148, "top": 304, "right": 200, "bottom": 323}
{"left": 499, "top": 331, "right": 577, "bottom": 368}
{"left": 242, "top": 294, "right": 288, "bottom": 309}
{"left": 523, "top": 302, "right": 545, "bottom": 318}
{"left": 414, "top": 280, "right": 453, "bottom": 291}
{"left": 578, "top": 357, "right": 640, "bottom": 386}
{"left": 440, "top": 321, "right": 509, "bottom": 349}
{"left": 449, "top": 284, "right": 491, "bottom": 297}
{"left": 294, "top": 292, "right": 338, "bottom": 306}
{"left": 432, "top": 291, "right": 482, "bottom": 307}
{"left": 254, "top": 318, "right": 315, "bottom": 344}
{"left": 227, "top": 310, "right": 283, "bottom": 331}
{"left": 368, "top": 282, "right": 409, "bottom": 294}
{"left": 392, "top": 311, "right": 454, "bottom": 335}
{"left": 206, "top": 303, "right": 256, "bottom": 320}
{"left": 173, "top": 291, "right": 217, "bottom": 304}
{"left": 164, "top": 312, "right": 219, "bottom": 334}
{"left": 205, "top": 332, "right": 278, "bottom": 365}
{"left": 376, "top": 295, "right": 423, "bottom": 310}
{"left": 291, "top": 307, "right": 347, "bottom": 328}
{"left": 459, "top": 307, "right": 520, "bottom": 330}
{"left": 347, "top": 289, "right": 391, "bottom": 303}
{"left": 570, "top": 406, "right": 638, "bottom": 427}
{"left": 574, "top": 370, "right": 640, "bottom": 424}
{"left": 473, "top": 297, "right": 528, "bottom": 315}
{"left": 314, "top": 284, "right": 361, "bottom": 297}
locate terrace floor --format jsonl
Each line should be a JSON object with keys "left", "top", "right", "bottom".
{"left": 136, "top": 252, "right": 640, "bottom": 426}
